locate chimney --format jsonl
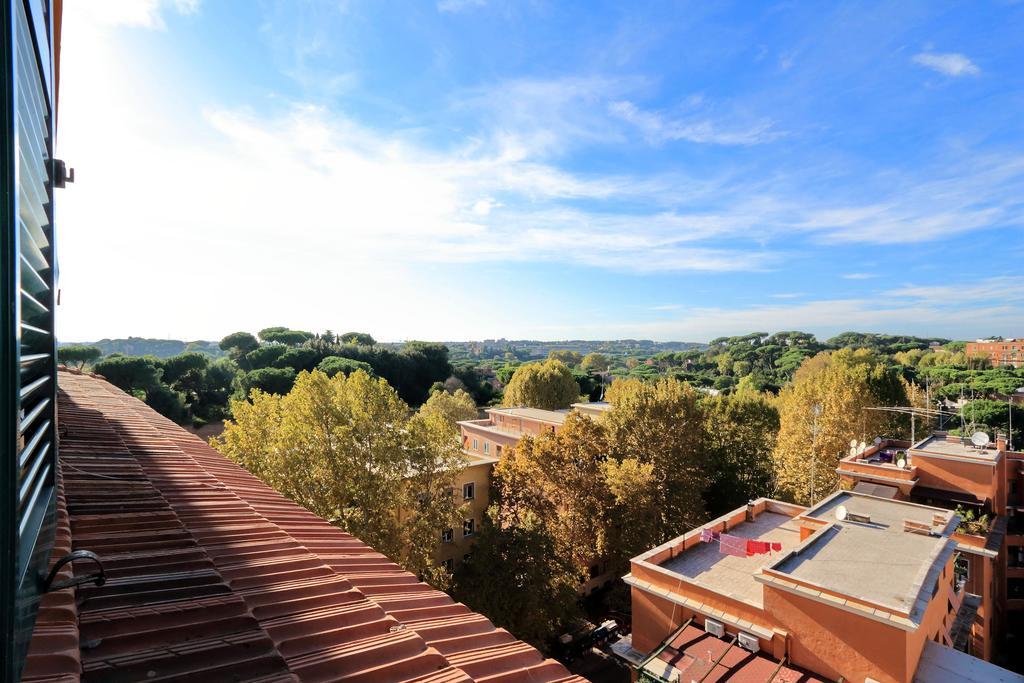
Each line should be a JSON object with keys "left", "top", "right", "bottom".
{"left": 997, "top": 434, "right": 1007, "bottom": 452}
{"left": 745, "top": 500, "right": 755, "bottom": 523}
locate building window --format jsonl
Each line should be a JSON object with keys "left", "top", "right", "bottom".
{"left": 463, "top": 553, "right": 471, "bottom": 563}
{"left": 472, "top": 438, "right": 478, "bottom": 450}
{"left": 463, "top": 519, "right": 475, "bottom": 537}
{"left": 954, "top": 553, "right": 970, "bottom": 585}
{"left": 463, "top": 482, "right": 475, "bottom": 500}
{"left": 483, "top": 442, "right": 489, "bottom": 454}
{"left": 443, "top": 559, "right": 454, "bottom": 572}
{"left": 442, "top": 528, "right": 453, "bottom": 543}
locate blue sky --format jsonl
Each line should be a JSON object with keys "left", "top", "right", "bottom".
{"left": 58, "top": 0, "right": 1024, "bottom": 343}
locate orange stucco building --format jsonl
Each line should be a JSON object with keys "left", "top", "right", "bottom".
{"left": 617, "top": 491, "right": 1023, "bottom": 682}
{"left": 966, "top": 339, "right": 1024, "bottom": 368}
{"left": 838, "top": 432, "right": 1024, "bottom": 665}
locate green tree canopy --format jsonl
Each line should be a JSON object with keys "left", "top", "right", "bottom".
{"left": 339, "top": 331, "right": 376, "bottom": 346}
{"left": 245, "top": 344, "right": 288, "bottom": 369}
{"left": 503, "top": 360, "right": 579, "bottom": 410}
{"left": 258, "top": 327, "right": 314, "bottom": 346}
{"left": 274, "top": 347, "right": 320, "bottom": 372}
{"left": 241, "top": 367, "right": 296, "bottom": 396}
{"left": 317, "top": 356, "right": 374, "bottom": 378}
{"left": 93, "top": 355, "right": 162, "bottom": 393}
{"left": 219, "top": 332, "right": 259, "bottom": 355}
{"left": 58, "top": 344, "right": 102, "bottom": 369}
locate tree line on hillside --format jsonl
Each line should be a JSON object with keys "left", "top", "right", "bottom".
{"left": 60, "top": 329, "right": 1024, "bottom": 446}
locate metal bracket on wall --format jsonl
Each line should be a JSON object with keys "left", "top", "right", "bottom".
{"left": 41, "top": 550, "right": 105, "bottom": 592}
{"left": 52, "top": 158, "right": 74, "bottom": 188}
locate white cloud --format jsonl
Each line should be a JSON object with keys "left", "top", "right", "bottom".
{"left": 608, "top": 100, "right": 782, "bottom": 146}
{"left": 438, "top": 0, "right": 487, "bottom": 12}
{"left": 842, "top": 273, "right": 877, "bottom": 280}
{"left": 912, "top": 52, "right": 980, "bottom": 77}
{"left": 65, "top": 0, "right": 197, "bottom": 29}
{"left": 610, "top": 295, "right": 1024, "bottom": 343}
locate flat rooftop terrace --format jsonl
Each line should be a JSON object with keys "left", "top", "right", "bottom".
{"left": 486, "top": 406, "right": 568, "bottom": 424}
{"left": 660, "top": 511, "right": 801, "bottom": 608}
{"left": 911, "top": 434, "right": 1000, "bottom": 462}
{"left": 773, "top": 493, "right": 954, "bottom": 618}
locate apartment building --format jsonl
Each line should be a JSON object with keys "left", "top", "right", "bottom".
{"left": 615, "top": 492, "right": 1022, "bottom": 683}
{"left": 434, "top": 450, "right": 499, "bottom": 572}
{"left": 457, "top": 406, "right": 616, "bottom": 595}
{"left": 967, "top": 339, "right": 1024, "bottom": 368}
{"left": 838, "top": 432, "right": 1024, "bottom": 663}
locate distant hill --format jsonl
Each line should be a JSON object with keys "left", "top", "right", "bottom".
{"left": 443, "top": 339, "right": 705, "bottom": 361}
{"left": 60, "top": 337, "right": 225, "bottom": 359}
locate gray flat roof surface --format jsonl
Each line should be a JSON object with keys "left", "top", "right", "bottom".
{"left": 659, "top": 512, "right": 800, "bottom": 608}
{"left": 487, "top": 407, "right": 568, "bottom": 424}
{"left": 911, "top": 435, "right": 999, "bottom": 461}
{"left": 775, "top": 493, "right": 951, "bottom": 613}
{"left": 914, "top": 639, "right": 1024, "bottom": 682}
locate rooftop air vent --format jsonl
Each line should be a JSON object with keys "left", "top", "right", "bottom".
{"left": 704, "top": 618, "right": 725, "bottom": 638}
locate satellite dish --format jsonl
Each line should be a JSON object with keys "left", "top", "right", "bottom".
{"left": 859, "top": 441, "right": 867, "bottom": 452}
{"left": 896, "top": 456, "right": 907, "bottom": 469}
{"left": 874, "top": 437, "right": 882, "bottom": 445}
{"left": 970, "top": 431, "right": 990, "bottom": 447}
{"left": 850, "top": 439, "right": 858, "bottom": 448}
{"left": 836, "top": 505, "right": 848, "bottom": 521}
{"left": 849, "top": 446, "right": 858, "bottom": 456}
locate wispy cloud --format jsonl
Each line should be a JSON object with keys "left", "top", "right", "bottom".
{"left": 608, "top": 100, "right": 782, "bottom": 146}
{"left": 770, "top": 293, "right": 804, "bottom": 299}
{"left": 912, "top": 52, "right": 980, "bottom": 77}
{"left": 842, "top": 273, "right": 877, "bottom": 280}
{"left": 437, "top": 0, "right": 487, "bottom": 12}
{"left": 886, "top": 276, "right": 1024, "bottom": 305}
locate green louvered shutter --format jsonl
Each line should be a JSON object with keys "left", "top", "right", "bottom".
{"left": 1, "top": 0, "right": 57, "bottom": 680}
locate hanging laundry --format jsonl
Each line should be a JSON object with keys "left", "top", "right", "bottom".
{"left": 719, "top": 534, "right": 746, "bottom": 558}
{"left": 700, "top": 529, "right": 713, "bottom": 543}
{"left": 711, "top": 531, "right": 721, "bottom": 542}
{"left": 770, "top": 542, "right": 782, "bottom": 552}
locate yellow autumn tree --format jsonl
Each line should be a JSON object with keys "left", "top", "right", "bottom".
{"left": 602, "top": 377, "right": 707, "bottom": 540}
{"left": 773, "top": 349, "right": 909, "bottom": 505}
{"left": 417, "top": 388, "right": 478, "bottom": 431}
{"left": 213, "top": 369, "right": 467, "bottom": 579}
{"left": 494, "top": 412, "right": 611, "bottom": 572}
{"left": 502, "top": 359, "right": 580, "bottom": 409}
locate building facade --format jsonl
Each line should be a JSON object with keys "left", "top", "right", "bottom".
{"left": 838, "top": 432, "right": 1024, "bottom": 663}
{"left": 967, "top": 339, "right": 1024, "bottom": 368}
{"left": 617, "top": 492, "right": 1022, "bottom": 683}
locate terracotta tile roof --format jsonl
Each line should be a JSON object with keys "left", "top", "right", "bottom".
{"left": 24, "top": 370, "right": 584, "bottom": 683}
{"left": 656, "top": 625, "right": 826, "bottom": 683}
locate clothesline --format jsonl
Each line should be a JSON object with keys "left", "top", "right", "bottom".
{"left": 699, "top": 528, "right": 782, "bottom": 557}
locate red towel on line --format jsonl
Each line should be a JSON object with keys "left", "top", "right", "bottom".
{"left": 770, "top": 542, "right": 782, "bottom": 552}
